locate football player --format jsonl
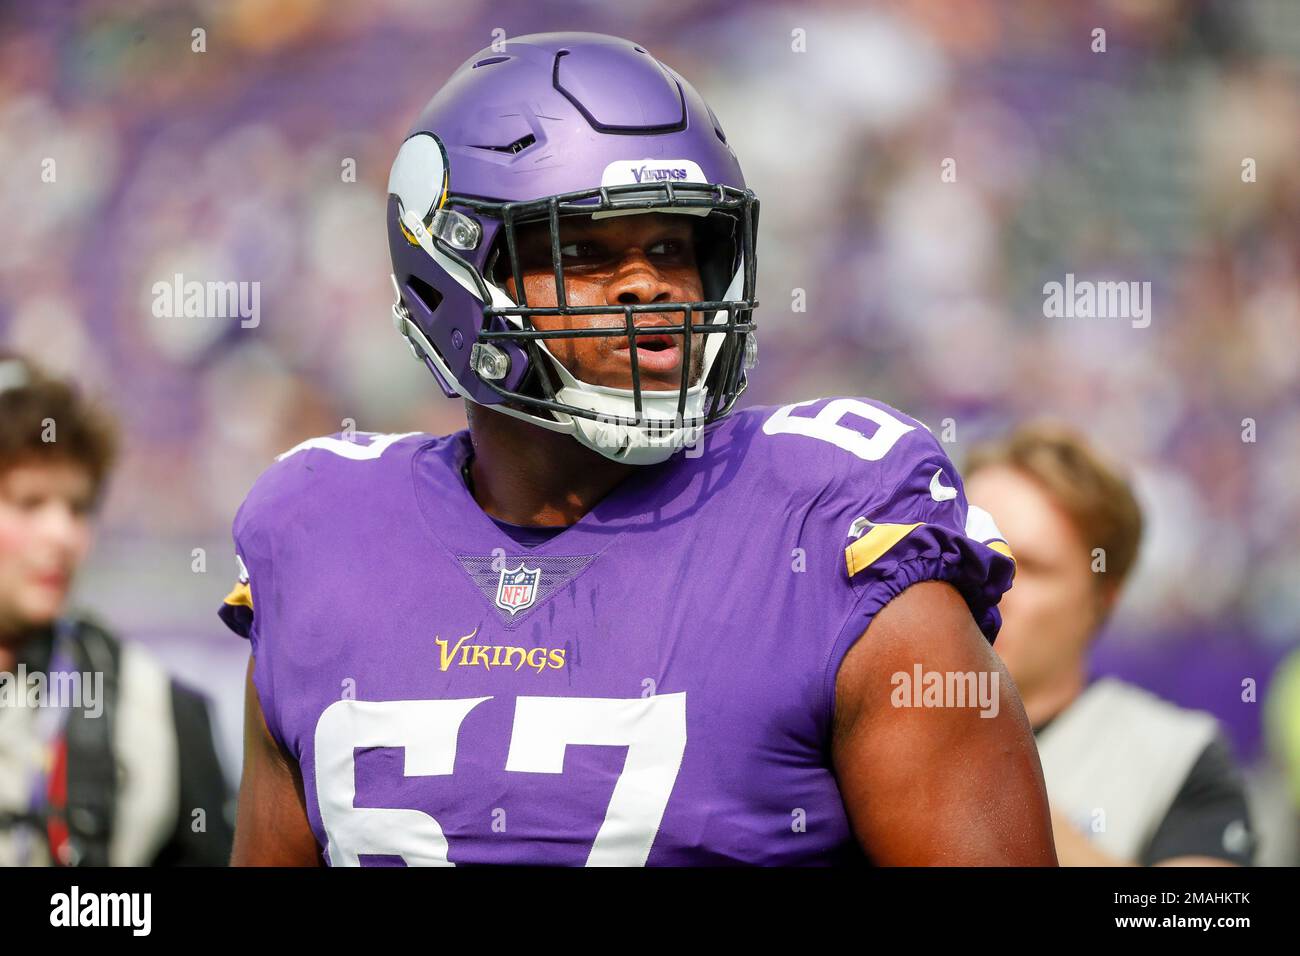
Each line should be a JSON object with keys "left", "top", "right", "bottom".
{"left": 222, "top": 32, "right": 1055, "bottom": 865}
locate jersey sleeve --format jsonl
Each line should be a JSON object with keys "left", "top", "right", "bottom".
{"left": 840, "top": 427, "right": 1015, "bottom": 643}
{"left": 818, "top": 403, "right": 1017, "bottom": 716}
{"left": 218, "top": 553, "right": 254, "bottom": 639}
{"left": 216, "top": 431, "right": 354, "bottom": 644}
{"left": 217, "top": 458, "right": 294, "bottom": 754}
{"left": 217, "top": 459, "right": 296, "bottom": 652}
{"left": 216, "top": 482, "right": 283, "bottom": 748}
{"left": 214, "top": 437, "right": 330, "bottom": 750}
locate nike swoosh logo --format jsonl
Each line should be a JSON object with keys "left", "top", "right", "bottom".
{"left": 930, "top": 468, "right": 957, "bottom": 502}
{"left": 847, "top": 515, "right": 872, "bottom": 540}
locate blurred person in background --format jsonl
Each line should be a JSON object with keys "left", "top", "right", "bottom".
{"left": 965, "top": 423, "right": 1255, "bottom": 867}
{"left": 0, "top": 353, "right": 232, "bottom": 866}
{"left": 1265, "top": 648, "right": 1300, "bottom": 865}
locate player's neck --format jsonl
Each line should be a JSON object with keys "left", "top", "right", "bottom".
{"left": 464, "top": 403, "right": 637, "bottom": 528}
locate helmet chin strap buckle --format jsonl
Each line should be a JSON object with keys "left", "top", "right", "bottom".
{"left": 389, "top": 275, "right": 425, "bottom": 362}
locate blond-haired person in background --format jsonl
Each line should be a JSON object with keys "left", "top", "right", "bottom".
{"left": 965, "top": 423, "right": 1254, "bottom": 866}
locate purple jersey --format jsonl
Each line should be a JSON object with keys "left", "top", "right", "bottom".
{"left": 219, "top": 396, "right": 1014, "bottom": 865}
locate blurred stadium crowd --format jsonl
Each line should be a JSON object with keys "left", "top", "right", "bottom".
{"left": 0, "top": 0, "right": 1297, "bottom": 862}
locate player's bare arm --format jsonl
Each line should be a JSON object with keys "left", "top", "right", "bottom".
{"left": 231, "top": 656, "right": 321, "bottom": 866}
{"left": 833, "top": 581, "right": 1057, "bottom": 865}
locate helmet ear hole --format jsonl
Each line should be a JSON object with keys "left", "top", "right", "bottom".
{"left": 407, "top": 274, "right": 444, "bottom": 315}
{"left": 484, "top": 236, "right": 512, "bottom": 294}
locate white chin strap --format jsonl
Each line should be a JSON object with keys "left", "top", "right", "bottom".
{"left": 538, "top": 340, "right": 714, "bottom": 466}
{"left": 396, "top": 207, "right": 744, "bottom": 466}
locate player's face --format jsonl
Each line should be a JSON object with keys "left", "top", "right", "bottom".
{"left": 965, "top": 465, "right": 1104, "bottom": 695}
{"left": 502, "top": 213, "right": 706, "bottom": 392}
{"left": 0, "top": 460, "right": 95, "bottom": 637}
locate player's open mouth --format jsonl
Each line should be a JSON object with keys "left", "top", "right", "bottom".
{"left": 616, "top": 333, "right": 682, "bottom": 373}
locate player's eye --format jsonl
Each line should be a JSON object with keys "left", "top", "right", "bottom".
{"left": 559, "top": 240, "right": 603, "bottom": 262}
{"left": 648, "top": 237, "right": 694, "bottom": 262}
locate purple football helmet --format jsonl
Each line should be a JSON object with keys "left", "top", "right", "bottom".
{"left": 386, "top": 32, "right": 759, "bottom": 464}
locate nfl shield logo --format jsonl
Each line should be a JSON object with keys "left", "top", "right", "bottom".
{"left": 495, "top": 563, "right": 541, "bottom": 616}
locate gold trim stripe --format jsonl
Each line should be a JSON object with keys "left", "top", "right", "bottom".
{"left": 223, "top": 581, "right": 253, "bottom": 610}
{"left": 844, "top": 522, "right": 923, "bottom": 578}
{"left": 987, "top": 540, "right": 1016, "bottom": 561}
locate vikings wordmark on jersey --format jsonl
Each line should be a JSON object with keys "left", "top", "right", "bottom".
{"left": 220, "top": 396, "right": 1014, "bottom": 866}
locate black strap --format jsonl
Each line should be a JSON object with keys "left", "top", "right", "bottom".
{"left": 150, "top": 681, "right": 236, "bottom": 866}
{"left": 49, "top": 618, "right": 120, "bottom": 866}
{"left": 0, "top": 809, "right": 45, "bottom": 829}
{"left": 0, "top": 619, "right": 120, "bottom": 865}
